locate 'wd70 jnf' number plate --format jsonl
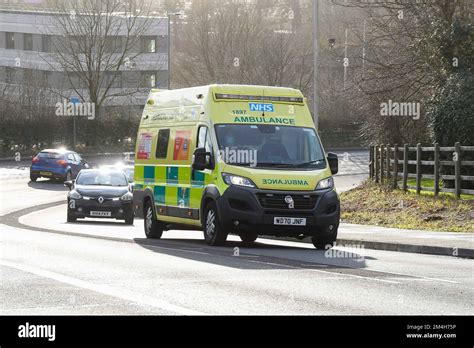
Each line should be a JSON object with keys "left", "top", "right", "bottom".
{"left": 274, "top": 217, "right": 306, "bottom": 226}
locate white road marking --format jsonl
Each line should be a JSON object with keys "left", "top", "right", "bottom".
{"left": 301, "top": 264, "right": 329, "bottom": 268}
{"left": 246, "top": 259, "right": 400, "bottom": 284}
{"left": 2, "top": 304, "right": 105, "bottom": 313}
{"left": 0, "top": 259, "right": 205, "bottom": 315}
{"left": 368, "top": 269, "right": 461, "bottom": 284}
{"left": 143, "top": 244, "right": 210, "bottom": 256}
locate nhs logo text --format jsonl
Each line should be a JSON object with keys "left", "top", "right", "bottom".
{"left": 249, "top": 103, "right": 274, "bottom": 112}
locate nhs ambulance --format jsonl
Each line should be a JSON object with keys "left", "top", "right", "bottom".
{"left": 133, "top": 85, "right": 340, "bottom": 249}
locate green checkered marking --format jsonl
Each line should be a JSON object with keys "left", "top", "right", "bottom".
{"left": 136, "top": 165, "right": 208, "bottom": 209}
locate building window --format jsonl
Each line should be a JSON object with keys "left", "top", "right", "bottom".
{"left": 5, "top": 67, "right": 15, "bottom": 83}
{"left": 24, "top": 33, "right": 33, "bottom": 51}
{"left": 23, "top": 69, "right": 34, "bottom": 83}
{"left": 42, "top": 71, "right": 52, "bottom": 86}
{"left": 6, "top": 32, "right": 15, "bottom": 49}
{"left": 67, "top": 72, "right": 84, "bottom": 89}
{"left": 42, "top": 35, "right": 52, "bottom": 52}
{"left": 105, "top": 72, "right": 122, "bottom": 88}
{"left": 105, "top": 36, "right": 122, "bottom": 53}
{"left": 142, "top": 72, "right": 157, "bottom": 88}
{"left": 141, "top": 37, "right": 156, "bottom": 53}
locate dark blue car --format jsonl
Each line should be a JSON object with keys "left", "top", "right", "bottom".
{"left": 30, "top": 149, "right": 89, "bottom": 182}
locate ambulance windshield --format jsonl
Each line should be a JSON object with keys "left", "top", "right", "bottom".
{"left": 215, "top": 124, "right": 326, "bottom": 169}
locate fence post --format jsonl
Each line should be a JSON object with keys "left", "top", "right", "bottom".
{"left": 386, "top": 145, "right": 391, "bottom": 181}
{"left": 416, "top": 143, "right": 422, "bottom": 195}
{"left": 369, "top": 145, "right": 374, "bottom": 180}
{"left": 380, "top": 144, "right": 385, "bottom": 183}
{"left": 375, "top": 145, "right": 380, "bottom": 183}
{"left": 402, "top": 144, "right": 409, "bottom": 192}
{"left": 434, "top": 143, "right": 440, "bottom": 197}
{"left": 455, "top": 142, "right": 461, "bottom": 199}
{"left": 393, "top": 144, "right": 398, "bottom": 189}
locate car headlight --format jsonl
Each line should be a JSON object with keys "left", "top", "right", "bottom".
{"left": 120, "top": 192, "right": 133, "bottom": 201}
{"left": 222, "top": 173, "right": 256, "bottom": 188}
{"left": 69, "top": 191, "right": 82, "bottom": 200}
{"left": 316, "top": 177, "right": 334, "bottom": 190}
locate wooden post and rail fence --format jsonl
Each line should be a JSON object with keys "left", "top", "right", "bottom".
{"left": 369, "top": 143, "right": 474, "bottom": 199}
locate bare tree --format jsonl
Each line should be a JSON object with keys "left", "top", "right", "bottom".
{"left": 172, "top": 0, "right": 313, "bottom": 98}
{"left": 42, "top": 0, "right": 160, "bottom": 118}
{"left": 328, "top": 0, "right": 473, "bottom": 145}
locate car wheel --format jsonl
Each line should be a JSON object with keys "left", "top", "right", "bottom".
{"left": 67, "top": 210, "right": 76, "bottom": 223}
{"left": 203, "top": 201, "right": 228, "bottom": 246}
{"left": 311, "top": 226, "right": 338, "bottom": 250}
{"left": 30, "top": 175, "right": 38, "bottom": 182}
{"left": 144, "top": 200, "right": 163, "bottom": 239}
{"left": 240, "top": 231, "right": 258, "bottom": 243}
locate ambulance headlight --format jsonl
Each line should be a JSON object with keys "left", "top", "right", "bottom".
{"left": 222, "top": 173, "right": 256, "bottom": 188}
{"left": 316, "top": 177, "right": 334, "bottom": 190}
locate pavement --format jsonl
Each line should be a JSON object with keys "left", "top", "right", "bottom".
{"left": 269, "top": 224, "right": 473, "bottom": 259}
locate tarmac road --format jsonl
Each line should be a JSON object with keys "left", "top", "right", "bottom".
{"left": 1, "top": 176, "right": 472, "bottom": 315}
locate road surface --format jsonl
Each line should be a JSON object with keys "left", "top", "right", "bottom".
{"left": 1, "top": 174, "right": 472, "bottom": 315}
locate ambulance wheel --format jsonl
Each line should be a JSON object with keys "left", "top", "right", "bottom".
{"left": 203, "top": 201, "right": 228, "bottom": 246}
{"left": 240, "top": 231, "right": 258, "bottom": 243}
{"left": 144, "top": 200, "right": 163, "bottom": 239}
{"left": 311, "top": 237, "right": 336, "bottom": 250}
{"left": 311, "top": 225, "right": 338, "bottom": 250}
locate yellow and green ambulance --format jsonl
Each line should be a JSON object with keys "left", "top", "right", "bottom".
{"left": 133, "top": 85, "right": 340, "bottom": 249}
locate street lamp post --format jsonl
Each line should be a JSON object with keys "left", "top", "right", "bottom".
{"left": 167, "top": 12, "right": 182, "bottom": 90}
{"left": 312, "top": 0, "right": 319, "bottom": 130}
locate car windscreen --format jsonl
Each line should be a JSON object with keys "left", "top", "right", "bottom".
{"left": 38, "top": 152, "right": 62, "bottom": 159}
{"left": 76, "top": 171, "right": 128, "bottom": 186}
{"left": 214, "top": 124, "right": 326, "bottom": 169}
{"left": 124, "top": 168, "right": 134, "bottom": 182}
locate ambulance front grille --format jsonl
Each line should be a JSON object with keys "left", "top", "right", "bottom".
{"left": 256, "top": 193, "right": 318, "bottom": 210}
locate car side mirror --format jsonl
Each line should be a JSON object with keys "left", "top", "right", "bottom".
{"left": 64, "top": 180, "right": 74, "bottom": 190}
{"left": 327, "top": 153, "right": 339, "bottom": 175}
{"left": 192, "top": 147, "right": 212, "bottom": 171}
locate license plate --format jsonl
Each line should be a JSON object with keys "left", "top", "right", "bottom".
{"left": 90, "top": 211, "right": 112, "bottom": 217}
{"left": 274, "top": 217, "right": 307, "bottom": 226}
{"left": 40, "top": 171, "right": 52, "bottom": 176}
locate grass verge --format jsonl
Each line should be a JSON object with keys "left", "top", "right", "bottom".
{"left": 340, "top": 180, "right": 474, "bottom": 233}
{"left": 406, "top": 178, "right": 474, "bottom": 201}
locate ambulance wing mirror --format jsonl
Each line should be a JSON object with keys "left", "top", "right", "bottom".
{"left": 192, "top": 147, "right": 212, "bottom": 171}
{"left": 327, "top": 153, "right": 339, "bottom": 175}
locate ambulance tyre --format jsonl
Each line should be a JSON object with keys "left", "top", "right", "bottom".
{"left": 240, "top": 231, "right": 258, "bottom": 243}
{"left": 311, "top": 231, "right": 338, "bottom": 250}
{"left": 203, "top": 201, "right": 228, "bottom": 246}
{"left": 144, "top": 200, "right": 163, "bottom": 239}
